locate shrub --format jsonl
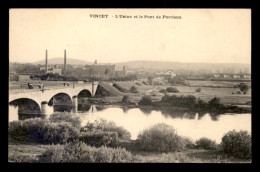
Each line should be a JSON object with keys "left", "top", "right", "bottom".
{"left": 195, "top": 98, "right": 207, "bottom": 110}
{"left": 166, "top": 87, "right": 179, "bottom": 93}
{"left": 221, "top": 130, "right": 251, "bottom": 159}
{"left": 195, "top": 87, "right": 201, "bottom": 92}
{"left": 153, "top": 81, "right": 164, "bottom": 85}
{"left": 168, "top": 76, "right": 186, "bottom": 85}
{"left": 49, "top": 112, "right": 81, "bottom": 129}
{"left": 81, "top": 119, "right": 131, "bottom": 140}
{"left": 139, "top": 95, "right": 152, "bottom": 106}
{"left": 235, "top": 83, "right": 249, "bottom": 94}
{"left": 136, "top": 123, "right": 185, "bottom": 152}
{"left": 161, "top": 95, "right": 197, "bottom": 108}
{"left": 79, "top": 131, "right": 118, "bottom": 147}
{"left": 236, "top": 91, "right": 241, "bottom": 94}
{"left": 159, "top": 89, "right": 167, "bottom": 94}
{"left": 208, "top": 97, "right": 221, "bottom": 107}
{"left": 122, "top": 95, "right": 130, "bottom": 104}
{"left": 39, "top": 140, "right": 133, "bottom": 163}
{"left": 8, "top": 118, "right": 79, "bottom": 144}
{"left": 195, "top": 137, "right": 218, "bottom": 150}
{"left": 130, "top": 86, "right": 138, "bottom": 93}
{"left": 181, "top": 137, "right": 196, "bottom": 149}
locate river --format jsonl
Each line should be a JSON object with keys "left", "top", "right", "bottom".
{"left": 8, "top": 104, "right": 251, "bottom": 144}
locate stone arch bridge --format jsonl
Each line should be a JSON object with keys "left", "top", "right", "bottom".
{"left": 9, "top": 82, "right": 99, "bottom": 114}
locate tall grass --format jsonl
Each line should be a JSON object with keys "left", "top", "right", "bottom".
{"left": 39, "top": 140, "right": 133, "bottom": 163}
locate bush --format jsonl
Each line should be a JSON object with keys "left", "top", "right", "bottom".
{"left": 49, "top": 112, "right": 81, "bottom": 129}
{"left": 195, "top": 98, "right": 207, "bottom": 110}
{"left": 181, "top": 137, "right": 196, "bottom": 149}
{"left": 195, "top": 87, "right": 201, "bottom": 92}
{"left": 153, "top": 81, "right": 164, "bottom": 85}
{"left": 136, "top": 123, "right": 185, "bottom": 152}
{"left": 166, "top": 87, "right": 180, "bottom": 93}
{"left": 168, "top": 76, "right": 186, "bottom": 85}
{"left": 139, "top": 95, "right": 152, "bottom": 106}
{"left": 79, "top": 131, "right": 118, "bottom": 147}
{"left": 159, "top": 89, "right": 167, "bottom": 94}
{"left": 236, "top": 91, "right": 241, "bottom": 94}
{"left": 122, "top": 95, "right": 130, "bottom": 104}
{"left": 235, "top": 83, "right": 249, "bottom": 94}
{"left": 221, "top": 130, "right": 251, "bottom": 159}
{"left": 8, "top": 118, "right": 79, "bottom": 144}
{"left": 81, "top": 119, "right": 131, "bottom": 140}
{"left": 161, "top": 95, "right": 197, "bottom": 108}
{"left": 195, "top": 137, "right": 218, "bottom": 150}
{"left": 130, "top": 86, "right": 138, "bottom": 93}
{"left": 39, "top": 140, "right": 133, "bottom": 163}
{"left": 208, "top": 97, "right": 221, "bottom": 107}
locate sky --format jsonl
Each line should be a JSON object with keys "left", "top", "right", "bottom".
{"left": 9, "top": 9, "right": 251, "bottom": 64}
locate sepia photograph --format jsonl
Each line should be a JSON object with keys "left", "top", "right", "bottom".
{"left": 8, "top": 8, "right": 251, "bottom": 163}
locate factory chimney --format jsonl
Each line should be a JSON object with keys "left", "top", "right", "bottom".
{"left": 64, "top": 50, "right": 67, "bottom": 75}
{"left": 45, "top": 50, "right": 48, "bottom": 75}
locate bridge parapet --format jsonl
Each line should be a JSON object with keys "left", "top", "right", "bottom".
{"left": 9, "top": 83, "right": 98, "bottom": 112}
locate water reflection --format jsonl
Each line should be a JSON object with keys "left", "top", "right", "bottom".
{"left": 9, "top": 104, "right": 251, "bottom": 144}
{"left": 74, "top": 106, "right": 251, "bottom": 144}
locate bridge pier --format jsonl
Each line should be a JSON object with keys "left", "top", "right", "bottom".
{"left": 72, "top": 96, "right": 78, "bottom": 113}
{"left": 41, "top": 101, "right": 48, "bottom": 117}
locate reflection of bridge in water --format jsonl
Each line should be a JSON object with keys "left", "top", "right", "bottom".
{"left": 9, "top": 82, "right": 99, "bottom": 115}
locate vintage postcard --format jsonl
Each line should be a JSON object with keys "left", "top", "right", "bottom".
{"left": 9, "top": 8, "right": 251, "bottom": 163}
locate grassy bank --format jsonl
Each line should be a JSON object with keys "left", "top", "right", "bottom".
{"left": 8, "top": 139, "right": 250, "bottom": 163}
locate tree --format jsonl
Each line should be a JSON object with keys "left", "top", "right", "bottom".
{"left": 148, "top": 76, "right": 153, "bottom": 85}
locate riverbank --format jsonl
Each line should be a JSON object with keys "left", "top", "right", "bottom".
{"left": 80, "top": 96, "right": 251, "bottom": 114}
{"left": 8, "top": 139, "right": 250, "bottom": 163}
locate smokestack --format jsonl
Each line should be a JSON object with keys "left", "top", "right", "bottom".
{"left": 45, "top": 50, "right": 48, "bottom": 75}
{"left": 64, "top": 50, "right": 67, "bottom": 75}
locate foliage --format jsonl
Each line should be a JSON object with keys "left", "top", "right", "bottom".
{"left": 49, "top": 112, "right": 81, "bottom": 129}
{"left": 221, "top": 130, "right": 251, "bottom": 159}
{"left": 166, "top": 87, "right": 180, "bottom": 93}
{"left": 161, "top": 95, "right": 197, "bottom": 108}
{"left": 136, "top": 123, "right": 185, "bottom": 152}
{"left": 8, "top": 118, "right": 79, "bottom": 144}
{"left": 195, "top": 98, "right": 208, "bottom": 110}
{"left": 79, "top": 131, "right": 118, "bottom": 147}
{"left": 234, "top": 83, "right": 249, "bottom": 94}
{"left": 148, "top": 76, "right": 153, "bottom": 85}
{"left": 195, "top": 137, "right": 218, "bottom": 150}
{"left": 208, "top": 97, "right": 221, "bottom": 107}
{"left": 39, "top": 140, "right": 133, "bottom": 163}
{"left": 181, "top": 137, "right": 196, "bottom": 149}
{"left": 168, "top": 76, "right": 186, "bottom": 85}
{"left": 139, "top": 95, "right": 152, "bottom": 106}
{"left": 122, "top": 95, "right": 130, "bottom": 104}
{"left": 195, "top": 87, "right": 201, "bottom": 92}
{"left": 80, "top": 119, "right": 131, "bottom": 140}
{"left": 130, "top": 86, "right": 138, "bottom": 93}
{"left": 159, "top": 89, "right": 167, "bottom": 94}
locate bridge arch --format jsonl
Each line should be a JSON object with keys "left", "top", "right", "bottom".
{"left": 78, "top": 89, "right": 92, "bottom": 98}
{"left": 9, "top": 98, "right": 41, "bottom": 114}
{"left": 48, "top": 92, "right": 72, "bottom": 105}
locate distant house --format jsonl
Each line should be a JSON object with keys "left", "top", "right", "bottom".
{"left": 40, "top": 65, "right": 62, "bottom": 75}
{"left": 156, "top": 71, "right": 176, "bottom": 78}
{"left": 233, "top": 74, "right": 241, "bottom": 79}
{"left": 213, "top": 74, "right": 220, "bottom": 78}
{"left": 223, "top": 74, "right": 231, "bottom": 79}
{"left": 242, "top": 74, "right": 251, "bottom": 79}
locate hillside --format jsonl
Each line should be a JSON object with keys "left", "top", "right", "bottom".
{"left": 33, "top": 58, "right": 91, "bottom": 65}
{"left": 115, "top": 60, "right": 251, "bottom": 73}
